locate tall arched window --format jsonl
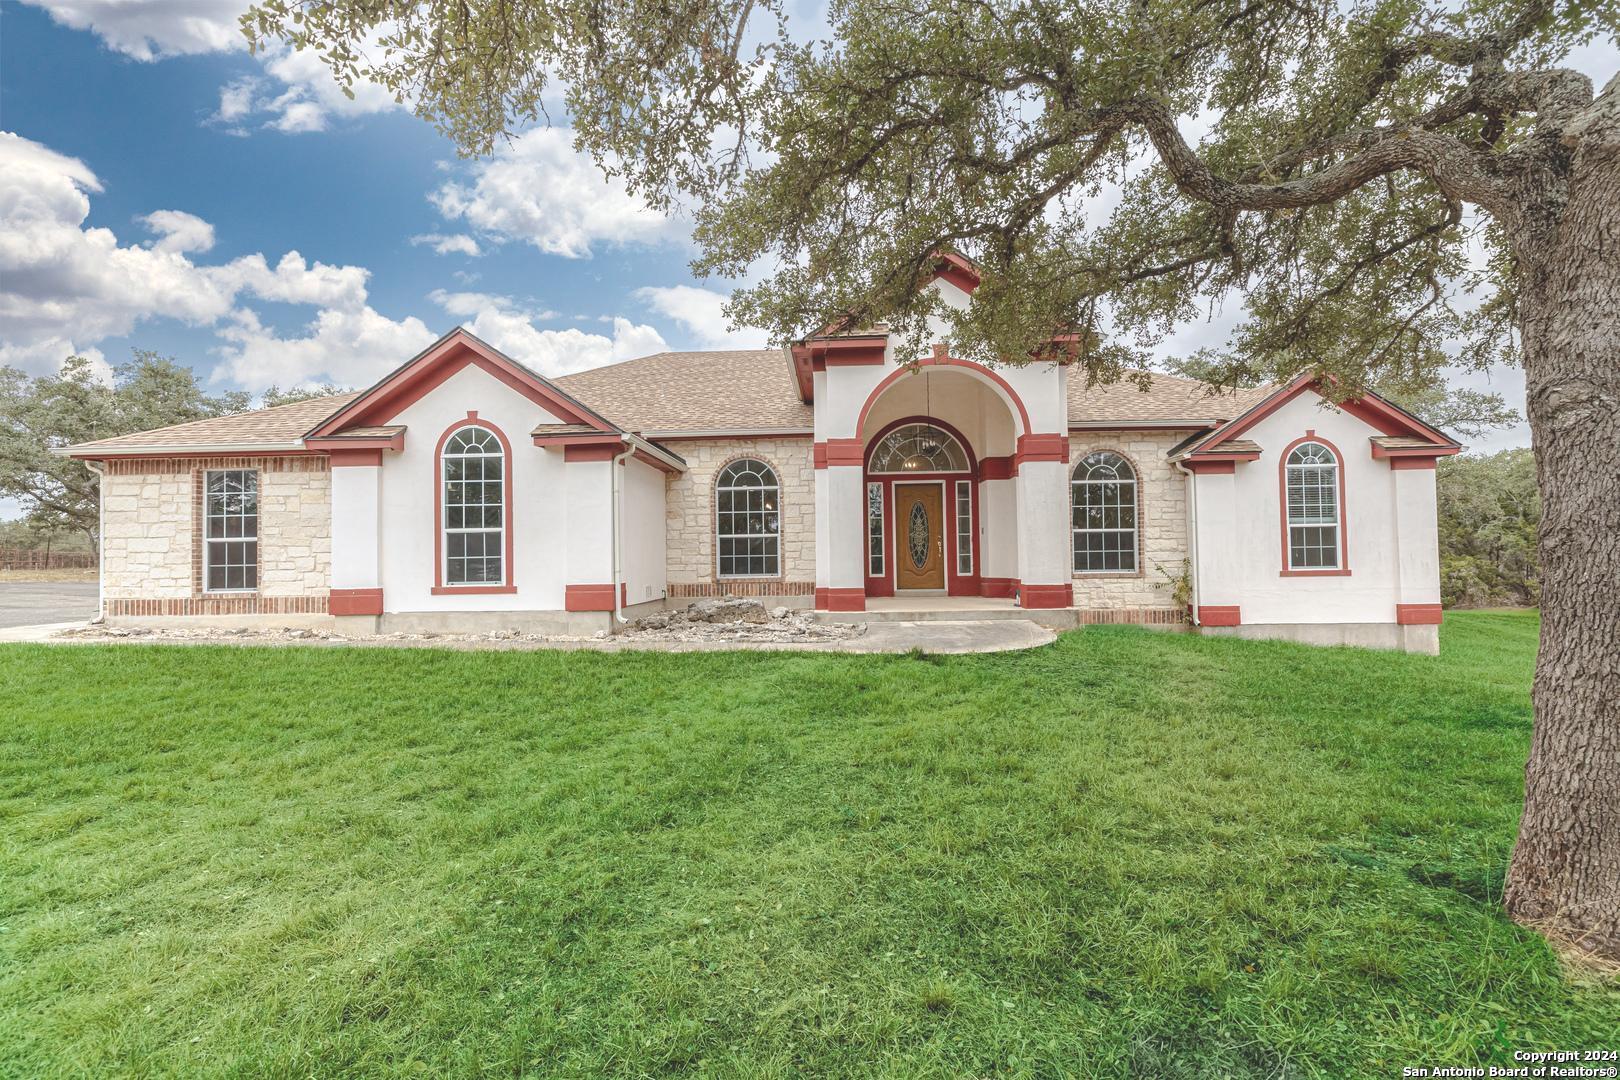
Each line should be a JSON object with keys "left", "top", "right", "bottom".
{"left": 442, "top": 425, "right": 505, "bottom": 586}
{"left": 716, "top": 458, "right": 780, "bottom": 578}
{"left": 1285, "top": 440, "right": 1341, "bottom": 570}
{"left": 1071, "top": 451, "right": 1138, "bottom": 573}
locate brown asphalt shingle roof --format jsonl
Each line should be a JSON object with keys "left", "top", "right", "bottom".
{"left": 65, "top": 393, "right": 360, "bottom": 453}
{"left": 553, "top": 350, "right": 812, "bottom": 434}
{"left": 64, "top": 350, "right": 1273, "bottom": 454}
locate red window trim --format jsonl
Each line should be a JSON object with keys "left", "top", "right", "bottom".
{"left": 1278, "top": 431, "right": 1351, "bottom": 577}
{"left": 432, "top": 411, "right": 517, "bottom": 594}
{"left": 862, "top": 416, "right": 980, "bottom": 598}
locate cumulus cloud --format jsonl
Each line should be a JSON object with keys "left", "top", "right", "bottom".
{"left": 428, "top": 289, "right": 667, "bottom": 377}
{"left": 429, "top": 128, "right": 680, "bottom": 258}
{"left": 19, "top": 0, "right": 245, "bottom": 60}
{"left": 141, "top": 209, "right": 216, "bottom": 254}
{"left": 410, "top": 233, "right": 483, "bottom": 258}
{"left": 0, "top": 130, "right": 431, "bottom": 390}
{"left": 635, "top": 284, "right": 768, "bottom": 349}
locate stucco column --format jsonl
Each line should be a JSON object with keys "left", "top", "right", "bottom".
{"left": 1391, "top": 462, "right": 1443, "bottom": 626}
{"left": 563, "top": 449, "right": 616, "bottom": 611}
{"left": 329, "top": 460, "right": 383, "bottom": 617}
{"left": 1013, "top": 435, "right": 1072, "bottom": 608}
{"left": 1187, "top": 465, "right": 1242, "bottom": 625}
{"left": 819, "top": 455, "right": 867, "bottom": 610}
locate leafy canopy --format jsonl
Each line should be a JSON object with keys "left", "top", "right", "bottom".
{"left": 244, "top": 0, "right": 1614, "bottom": 394}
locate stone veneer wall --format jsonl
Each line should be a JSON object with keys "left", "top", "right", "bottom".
{"left": 100, "top": 455, "right": 331, "bottom": 616}
{"left": 663, "top": 437, "right": 816, "bottom": 597}
{"left": 1067, "top": 431, "right": 1190, "bottom": 613}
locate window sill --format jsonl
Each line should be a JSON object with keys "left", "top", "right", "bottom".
{"left": 432, "top": 585, "right": 518, "bottom": 595}
{"left": 1279, "top": 569, "right": 1352, "bottom": 577}
{"left": 201, "top": 589, "right": 259, "bottom": 596}
{"left": 1072, "top": 571, "right": 1144, "bottom": 580}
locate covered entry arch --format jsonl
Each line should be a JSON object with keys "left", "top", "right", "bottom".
{"left": 863, "top": 417, "right": 980, "bottom": 597}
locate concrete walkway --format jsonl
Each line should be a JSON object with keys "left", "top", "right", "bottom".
{"left": 0, "top": 618, "right": 1056, "bottom": 654}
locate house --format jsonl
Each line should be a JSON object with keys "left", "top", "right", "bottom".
{"left": 64, "top": 260, "right": 1460, "bottom": 652}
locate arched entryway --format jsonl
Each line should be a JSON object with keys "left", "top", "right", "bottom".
{"left": 863, "top": 418, "right": 978, "bottom": 597}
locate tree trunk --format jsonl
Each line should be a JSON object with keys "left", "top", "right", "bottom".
{"left": 1502, "top": 114, "right": 1620, "bottom": 959}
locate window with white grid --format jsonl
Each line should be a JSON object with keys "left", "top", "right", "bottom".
{"left": 204, "top": 469, "right": 258, "bottom": 592}
{"left": 867, "top": 482, "right": 884, "bottom": 577}
{"left": 1285, "top": 441, "right": 1340, "bottom": 569}
{"left": 1071, "top": 451, "right": 1138, "bottom": 573}
{"left": 955, "top": 480, "right": 973, "bottom": 575}
{"left": 716, "top": 459, "right": 780, "bottom": 577}
{"left": 442, "top": 426, "right": 505, "bottom": 586}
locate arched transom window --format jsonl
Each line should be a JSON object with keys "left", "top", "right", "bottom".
{"left": 716, "top": 458, "right": 780, "bottom": 578}
{"left": 1285, "top": 441, "right": 1341, "bottom": 570}
{"left": 442, "top": 425, "right": 505, "bottom": 586}
{"left": 1071, "top": 451, "right": 1138, "bottom": 573}
{"left": 867, "top": 423, "right": 969, "bottom": 473}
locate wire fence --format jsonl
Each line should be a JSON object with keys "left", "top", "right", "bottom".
{"left": 0, "top": 548, "right": 98, "bottom": 571}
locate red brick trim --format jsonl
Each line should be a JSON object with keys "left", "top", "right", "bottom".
{"left": 980, "top": 576, "right": 1017, "bottom": 598}
{"left": 330, "top": 588, "right": 384, "bottom": 615}
{"left": 814, "top": 586, "right": 829, "bottom": 609}
{"left": 1014, "top": 433, "right": 1069, "bottom": 465}
{"left": 104, "top": 455, "right": 326, "bottom": 475}
{"left": 565, "top": 583, "right": 617, "bottom": 611}
{"left": 562, "top": 442, "right": 627, "bottom": 462}
{"left": 1072, "top": 608, "right": 1186, "bottom": 626}
{"left": 1197, "top": 605, "right": 1242, "bottom": 626}
{"left": 105, "top": 595, "right": 328, "bottom": 617}
{"left": 1388, "top": 456, "right": 1439, "bottom": 470}
{"left": 670, "top": 581, "right": 815, "bottom": 598}
{"left": 812, "top": 442, "right": 829, "bottom": 469}
{"left": 822, "top": 587, "right": 866, "bottom": 612}
{"left": 327, "top": 448, "right": 384, "bottom": 467}
{"left": 1019, "top": 582, "right": 1073, "bottom": 608}
{"left": 307, "top": 431, "right": 404, "bottom": 454}
{"left": 978, "top": 456, "right": 1016, "bottom": 481}
{"left": 823, "top": 439, "right": 864, "bottom": 467}
{"left": 1396, "top": 603, "right": 1443, "bottom": 624}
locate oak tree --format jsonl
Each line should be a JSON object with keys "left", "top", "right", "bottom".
{"left": 245, "top": 0, "right": 1619, "bottom": 956}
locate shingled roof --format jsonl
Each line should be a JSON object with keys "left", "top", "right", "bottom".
{"left": 63, "top": 348, "right": 1269, "bottom": 455}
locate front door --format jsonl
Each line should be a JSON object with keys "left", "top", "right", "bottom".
{"left": 894, "top": 483, "right": 946, "bottom": 590}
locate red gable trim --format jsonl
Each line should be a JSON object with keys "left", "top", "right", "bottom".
{"left": 306, "top": 431, "right": 405, "bottom": 454}
{"left": 932, "top": 252, "right": 981, "bottom": 294}
{"left": 309, "top": 328, "right": 616, "bottom": 438}
{"left": 1190, "top": 374, "right": 1459, "bottom": 460}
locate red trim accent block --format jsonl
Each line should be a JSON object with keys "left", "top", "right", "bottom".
{"left": 812, "top": 443, "right": 829, "bottom": 469}
{"left": 978, "top": 455, "right": 1016, "bottom": 481}
{"left": 1396, "top": 603, "right": 1444, "bottom": 625}
{"left": 980, "top": 577, "right": 1017, "bottom": 598}
{"left": 563, "top": 442, "right": 627, "bottom": 462}
{"left": 824, "top": 439, "right": 864, "bottom": 467}
{"left": 307, "top": 431, "right": 404, "bottom": 454}
{"left": 1181, "top": 459, "right": 1235, "bottom": 474}
{"left": 1388, "top": 456, "right": 1440, "bottom": 470}
{"left": 814, "top": 587, "right": 829, "bottom": 609}
{"left": 1019, "top": 583, "right": 1073, "bottom": 609}
{"left": 565, "top": 584, "right": 617, "bottom": 611}
{"left": 330, "top": 588, "right": 384, "bottom": 616}
{"left": 822, "top": 587, "right": 866, "bottom": 612}
{"left": 1014, "top": 433, "right": 1069, "bottom": 465}
{"left": 327, "top": 448, "right": 383, "bottom": 467}
{"left": 1197, "top": 605, "right": 1242, "bottom": 626}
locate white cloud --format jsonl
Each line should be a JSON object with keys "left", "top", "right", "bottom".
{"left": 213, "top": 305, "right": 437, "bottom": 389}
{"left": 635, "top": 284, "right": 768, "bottom": 348}
{"left": 428, "top": 289, "right": 667, "bottom": 377}
{"left": 141, "top": 209, "right": 215, "bottom": 254}
{"left": 411, "top": 233, "right": 483, "bottom": 258}
{"left": 430, "top": 128, "right": 680, "bottom": 258}
{"left": 20, "top": 0, "right": 246, "bottom": 60}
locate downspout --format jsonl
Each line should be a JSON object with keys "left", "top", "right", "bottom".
{"left": 1174, "top": 459, "right": 1201, "bottom": 626}
{"left": 609, "top": 439, "right": 635, "bottom": 626}
{"left": 83, "top": 458, "right": 107, "bottom": 624}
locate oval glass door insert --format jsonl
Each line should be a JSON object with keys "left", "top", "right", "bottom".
{"left": 908, "top": 502, "right": 930, "bottom": 569}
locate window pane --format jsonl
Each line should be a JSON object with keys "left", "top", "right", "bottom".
{"left": 1071, "top": 457, "right": 1138, "bottom": 574}
{"left": 717, "top": 459, "right": 780, "bottom": 577}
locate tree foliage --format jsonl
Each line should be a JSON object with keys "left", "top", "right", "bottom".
{"left": 0, "top": 353, "right": 250, "bottom": 547}
{"left": 1438, "top": 448, "right": 1540, "bottom": 606}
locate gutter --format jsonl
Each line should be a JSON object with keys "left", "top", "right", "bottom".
{"left": 82, "top": 458, "right": 107, "bottom": 624}
{"left": 608, "top": 438, "right": 638, "bottom": 627}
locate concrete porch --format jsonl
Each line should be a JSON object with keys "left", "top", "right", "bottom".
{"left": 810, "top": 595, "right": 1187, "bottom": 630}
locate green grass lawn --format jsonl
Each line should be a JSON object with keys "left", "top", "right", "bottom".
{"left": 2, "top": 610, "right": 1614, "bottom": 1077}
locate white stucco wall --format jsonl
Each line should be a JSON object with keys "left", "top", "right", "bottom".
{"left": 620, "top": 456, "right": 667, "bottom": 607}
{"left": 377, "top": 363, "right": 578, "bottom": 612}
{"left": 1192, "top": 389, "right": 1433, "bottom": 625}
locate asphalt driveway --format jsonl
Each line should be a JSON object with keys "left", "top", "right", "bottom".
{"left": 0, "top": 582, "right": 98, "bottom": 629}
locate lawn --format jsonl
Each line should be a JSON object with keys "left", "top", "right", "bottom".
{"left": 1, "top": 610, "right": 1614, "bottom": 1077}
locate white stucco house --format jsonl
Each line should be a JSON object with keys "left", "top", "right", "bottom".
{"left": 65, "top": 258, "right": 1461, "bottom": 652}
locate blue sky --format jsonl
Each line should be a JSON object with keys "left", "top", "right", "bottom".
{"left": 3, "top": 0, "right": 1610, "bottom": 520}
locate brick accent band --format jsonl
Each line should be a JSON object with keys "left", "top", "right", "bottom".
{"left": 565, "top": 584, "right": 617, "bottom": 611}
{"left": 105, "top": 595, "right": 329, "bottom": 617}
{"left": 103, "top": 455, "right": 327, "bottom": 475}
{"left": 330, "top": 588, "right": 383, "bottom": 616}
{"left": 1014, "top": 433, "right": 1070, "bottom": 465}
{"left": 1197, "top": 605, "right": 1242, "bottom": 626}
{"left": 1396, "top": 603, "right": 1444, "bottom": 624}
{"left": 669, "top": 580, "right": 815, "bottom": 598}
{"left": 980, "top": 577, "right": 1017, "bottom": 598}
{"left": 821, "top": 587, "right": 866, "bottom": 612}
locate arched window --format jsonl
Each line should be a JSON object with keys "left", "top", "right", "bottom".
{"left": 1071, "top": 451, "right": 1138, "bottom": 573}
{"left": 716, "top": 458, "right": 780, "bottom": 578}
{"left": 442, "top": 425, "right": 505, "bottom": 586}
{"left": 1285, "top": 441, "right": 1341, "bottom": 570}
{"left": 867, "top": 423, "right": 969, "bottom": 473}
